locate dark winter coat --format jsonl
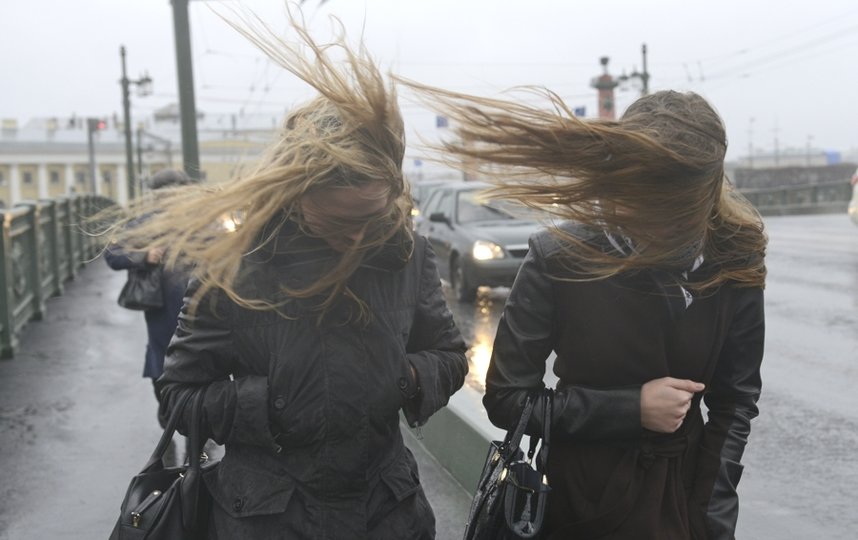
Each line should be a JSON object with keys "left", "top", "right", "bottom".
{"left": 104, "top": 245, "right": 189, "bottom": 379}
{"left": 484, "top": 225, "right": 765, "bottom": 540}
{"left": 159, "top": 225, "right": 468, "bottom": 539}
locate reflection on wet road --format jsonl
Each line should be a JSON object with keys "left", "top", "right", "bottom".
{"left": 443, "top": 285, "right": 507, "bottom": 392}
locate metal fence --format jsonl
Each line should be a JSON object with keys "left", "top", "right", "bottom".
{"left": 739, "top": 180, "right": 853, "bottom": 216}
{"left": 0, "top": 195, "right": 117, "bottom": 358}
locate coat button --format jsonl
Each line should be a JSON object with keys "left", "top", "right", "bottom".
{"left": 232, "top": 497, "right": 244, "bottom": 511}
{"left": 273, "top": 397, "right": 287, "bottom": 410}
{"left": 398, "top": 377, "right": 408, "bottom": 389}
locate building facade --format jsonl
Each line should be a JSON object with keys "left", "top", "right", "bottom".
{"left": 0, "top": 109, "right": 275, "bottom": 208}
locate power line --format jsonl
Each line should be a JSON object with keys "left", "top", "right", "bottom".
{"left": 706, "top": 24, "right": 858, "bottom": 81}
{"left": 696, "top": 7, "right": 858, "bottom": 67}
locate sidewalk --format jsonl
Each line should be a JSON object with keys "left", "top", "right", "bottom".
{"left": 0, "top": 262, "right": 470, "bottom": 540}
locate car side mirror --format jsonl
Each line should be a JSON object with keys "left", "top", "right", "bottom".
{"left": 429, "top": 212, "right": 451, "bottom": 226}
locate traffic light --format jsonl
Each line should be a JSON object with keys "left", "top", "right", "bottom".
{"left": 87, "top": 117, "right": 108, "bottom": 133}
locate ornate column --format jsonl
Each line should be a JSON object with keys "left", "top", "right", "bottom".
{"left": 9, "top": 164, "right": 21, "bottom": 204}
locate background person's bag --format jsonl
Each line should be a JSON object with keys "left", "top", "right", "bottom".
{"left": 464, "top": 389, "right": 553, "bottom": 540}
{"left": 109, "top": 388, "right": 216, "bottom": 540}
{"left": 117, "top": 266, "right": 164, "bottom": 311}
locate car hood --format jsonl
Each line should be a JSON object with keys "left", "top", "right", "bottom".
{"left": 462, "top": 220, "right": 543, "bottom": 248}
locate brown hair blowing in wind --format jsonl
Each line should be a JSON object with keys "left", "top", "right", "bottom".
{"left": 398, "top": 80, "right": 766, "bottom": 292}
{"left": 105, "top": 7, "right": 410, "bottom": 316}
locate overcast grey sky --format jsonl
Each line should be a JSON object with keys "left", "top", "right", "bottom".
{"left": 2, "top": 0, "right": 857, "bottom": 164}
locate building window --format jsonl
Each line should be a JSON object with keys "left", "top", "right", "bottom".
{"left": 0, "top": 172, "right": 5, "bottom": 187}
{"left": 76, "top": 172, "right": 86, "bottom": 184}
{"left": 50, "top": 171, "right": 60, "bottom": 184}
{"left": 103, "top": 171, "right": 112, "bottom": 184}
{"left": 23, "top": 172, "right": 33, "bottom": 184}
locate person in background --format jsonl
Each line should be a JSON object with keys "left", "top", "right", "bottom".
{"left": 108, "top": 15, "right": 467, "bottom": 539}
{"left": 404, "top": 83, "right": 767, "bottom": 540}
{"left": 104, "top": 168, "right": 194, "bottom": 419}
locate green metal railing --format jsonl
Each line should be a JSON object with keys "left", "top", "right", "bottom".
{"left": 739, "top": 180, "right": 853, "bottom": 216}
{"left": 0, "top": 195, "right": 116, "bottom": 358}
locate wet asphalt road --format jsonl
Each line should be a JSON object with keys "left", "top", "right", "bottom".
{"left": 444, "top": 213, "right": 858, "bottom": 539}
{"left": 0, "top": 213, "right": 855, "bottom": 539}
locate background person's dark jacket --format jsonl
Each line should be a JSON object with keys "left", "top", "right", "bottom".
{"left": 159, "top": 227, "right": 468, "bottom": 539}
{"left": 485, "top": 225, "right": 764, "bottom": 540}
{"left": 104, "top": 245, "right": 189, "bottom": 379}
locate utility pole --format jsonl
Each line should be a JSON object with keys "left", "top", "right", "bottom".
{"left": 171, "top": 0, "right": 201, "bottom": 180}
{"left": 747, "top": 117, "right": 755, "bottom": 168}
{"left": 772, "top": 122, "right": 780, "bottom": 168}
{"left": 136, "top": 127, "right": 144, "bottom": 182}
{"left": 137, "top": 129, "right": 175, "bottom": 177}
{"left": 616, "top": 43, "right": 650, "bottom": 98}
{"left": 119, "top": 46, "right": 152, "bottom": 202}
{"left": 640, "top": 43, "right": 649, "bottom": 96}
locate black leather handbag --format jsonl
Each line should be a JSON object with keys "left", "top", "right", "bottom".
{"left": 109, "top": 388, "right": 216, "bottom": 540}
{"left": 117, "top": 266, "right": 164, "bottom": 311}
{"left": 464, "top": 388, "right": 553, "bottom": 540}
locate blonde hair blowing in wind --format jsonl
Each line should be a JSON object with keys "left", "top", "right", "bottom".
{"left": 398, "top": 80, "right": 766, "bottom": 292}
{"left": 109, "top": 8, "right": 410, "bottom": 316}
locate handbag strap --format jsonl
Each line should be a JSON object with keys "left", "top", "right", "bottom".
{"left": 533, "top": 388, "right": 552, "bottom": 473}
{"left": 503, "top": 391, "right": 538, "bottom": 460}
{"left": 142, "top": 388, "right": 205, "bottom": 471}
{"left": 186, "top": 387, "right": 207, "bottom": 472}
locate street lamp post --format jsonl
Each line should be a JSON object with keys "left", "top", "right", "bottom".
{"left": 617, "top": 43, "right": 650, "bottom": 97}
{"left": 119, "top": 45, "right": 152, "bottom": 202}
{"left": 171, "top": 0, "right": 201, "bottom": 180}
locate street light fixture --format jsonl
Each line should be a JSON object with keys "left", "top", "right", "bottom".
{"left": 120, "top": 45, "right": 152, "bottom": 202}
{"left": 617, "top": 43, "right": 650, "bottom": 97}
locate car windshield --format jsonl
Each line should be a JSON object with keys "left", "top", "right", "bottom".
{"left": 456, "top": 190, "right": 541, "bottom": 223}
{"left": 412, "top": 182, "right": 444, "bottom": 204}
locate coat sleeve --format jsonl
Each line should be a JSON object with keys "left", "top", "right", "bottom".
{"left": 400, "top": 239, "right": 469, "bottom": 427}
{"left": 158, "top": 279, "right": 281, "bottom": 452}
{"left": 483, "top": 233, "right": 642, "bottom": 440}
{"left": 104, "top": 242, "right": 150, "bottom": 270}
{"left": 691, "top": 287, "right": 765, "bottom": 539}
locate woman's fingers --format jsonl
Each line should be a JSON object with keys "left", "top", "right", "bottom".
{"left": 641, "top": 377, "right": 705, "bottom": 433}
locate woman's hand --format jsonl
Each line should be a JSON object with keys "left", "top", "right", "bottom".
{"left": 146, "top": 248, "right": 164, "bottom": 265}
{"left": 641, "top": 377, "right": 705, "bottom": 433}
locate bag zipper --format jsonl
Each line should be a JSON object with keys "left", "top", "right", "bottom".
{"left": 130, "top": 490, "right": 162, "bottom": 528}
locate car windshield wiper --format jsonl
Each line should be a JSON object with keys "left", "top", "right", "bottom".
{"left": 482, "top": 205, "right": 515, "bottom": 219}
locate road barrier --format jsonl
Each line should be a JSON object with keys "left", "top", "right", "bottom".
{"left": 740, "top": 180, "right": 853, "bottom": 216}
{"left": 0, "top": 195, "right": 116, "bottom": 358}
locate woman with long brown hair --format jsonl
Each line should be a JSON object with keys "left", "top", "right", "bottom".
{"left": 403, "top": 84, "right": 766, "bottom": 539}
{"left": 110, "top": 15, "right": 467, "bottom": 539}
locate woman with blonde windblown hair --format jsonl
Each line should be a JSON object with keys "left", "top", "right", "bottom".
{"left": 112, "top": 16, "right": 467, "bottom": 539}
{"left": 402, "top": 83, "right": 766, "bottom": 540}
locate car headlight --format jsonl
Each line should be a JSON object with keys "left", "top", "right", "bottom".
{"left": 472, "top": 240, "right": 505, "bottom": 260}
{"left": 220, "top": 211, "right": 244, "bottom": 233}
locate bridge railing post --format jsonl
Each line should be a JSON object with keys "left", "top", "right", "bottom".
{"left": 38, "top": 199, "right": 63, "bottom": 298}
{"left": 56, "top": 197, "right": 75, "bottom": 282}
{"left": 16, "top": 202, "right": 45, "bottom": 322}
{"left": 0, "top": 210, "right": 16, "bottom": 358}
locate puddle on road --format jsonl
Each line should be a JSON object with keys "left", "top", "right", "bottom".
{"left": 443, "top": 286, "right": 507, "bottom": 393}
